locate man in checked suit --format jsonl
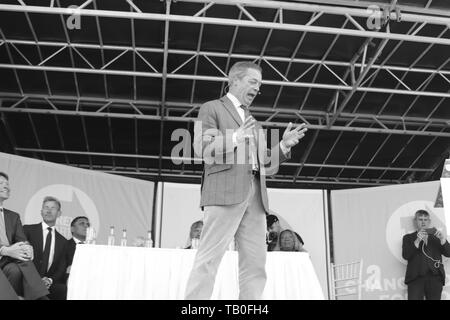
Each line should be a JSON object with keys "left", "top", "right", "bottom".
{"left": 24, "top": 196, "right": 68, "bottom": 300}
{"left": 0, "top": 172, "right": 49, "bottom": 300}
{"left": 185, "top": 61, "right": 308, "bottom": 300}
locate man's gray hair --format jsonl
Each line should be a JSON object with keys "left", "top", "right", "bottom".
{"left": 228, "top": 61, "right": 262, "bottom": 86}
{"left": 414, "top": 209, "right": 430, "bottom": 219}
{"left": 43, "top": 196, "right": 62, "bottom": 210}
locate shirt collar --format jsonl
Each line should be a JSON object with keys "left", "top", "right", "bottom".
{"left": 73, "top": 237, "right": 84, "bottom": 244}
{"left": 226, "top": 92, "right": 242, "bottom": 109}
{"left": 42, "top": 221, "right": 54, "bottom": 232}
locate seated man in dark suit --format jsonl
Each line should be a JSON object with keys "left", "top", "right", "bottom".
{"left": 0, "top": 172, "right": 49, "bottom": 300}
{"left": 24, "top": 196, "right": 68, "bottom": 300}
{"left": 66, "top": 216, "right": 90, "bottom": 279}
{"left": 402, "top": 209, "right": 450, "bottom": 300}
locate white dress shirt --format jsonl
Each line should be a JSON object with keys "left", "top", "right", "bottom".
{"left": 42, "top": 222, "right": 56, "bottom": 270}
{"left": 227, "top": 92, "right": 290, "bottom": 169}
{"left": 73, "top": 237, "right": 84, "bottom": 245}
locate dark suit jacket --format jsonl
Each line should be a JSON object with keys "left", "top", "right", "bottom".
{"left": 0, "top": 209, "right": 28, "bottom": 268}
{"left": 402, "top": 231, "right": 450, "bottom": 285}
{"left": 66, "top": 238, "right": 76, "bottom": 268}
{"left": 23, "top": 223, "right": 67, "bottom": 283}
{"left": 194, "top": 95, "right": 290, "bottom": 212}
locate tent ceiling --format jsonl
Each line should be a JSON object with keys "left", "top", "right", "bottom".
{"left": 0, "top": 0, "right": 449, "bottom": 189}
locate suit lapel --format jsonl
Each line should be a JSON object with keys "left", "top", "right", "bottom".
{"left": 220, "top": 95, "right": 242, "bottom": 127}
{"left": 35, "top": 223, "right": 44, "bottom": 263}
{"left": 4, "top": 210, "right": 13, "bottom": 244}
{"left": 54, "top": 232, "right": 63, "bottom": 261}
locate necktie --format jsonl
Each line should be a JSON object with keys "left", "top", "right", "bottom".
{"left": 0, "top": 208, "right": 9, "bottom": 246}
{"left": 240, "top": 105, "right": 259, "bottom": 171}
{"left": 41, "top": 227, "right": 52, "bottom": 275}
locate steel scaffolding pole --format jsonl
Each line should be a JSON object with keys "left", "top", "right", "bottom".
{"left": 0, "top": 92, "right": 447, "bottom": 128}
{"left": 5, "top": 39, "right": 449, "bottom": 77}
{"left": 13, "top": 147, "right": 433, "bottom": 173}
{"left": 2, "top": 63, "right": 450, "bottom": 98}
{"left": 0, "top": 105, "right": 448, "bottom": 137}
{"left": 1, "top": 5, "right": 450, "bottom": 45}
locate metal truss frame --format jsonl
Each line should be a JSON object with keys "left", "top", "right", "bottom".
{"left": 0, "top": 0, "right": 449, "bottom": 187}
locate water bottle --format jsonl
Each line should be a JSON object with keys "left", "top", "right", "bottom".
{"left": 107, "top": 226, "right": 115, "bottom": 246}
{"left": 145, "top": 230, "right": 153, "bottom": 248}
{"left": 120, "top": 229, "right": 127, "bottom": 247}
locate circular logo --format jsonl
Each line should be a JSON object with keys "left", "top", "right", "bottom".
{"left": 24, "top": 184, "right": 100, "bottom": 239}
{"left": 386, "top": 201, "right": 445, "bottom": 264}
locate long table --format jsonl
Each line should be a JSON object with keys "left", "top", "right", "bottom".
{"left": 67, "top": 245, "right": 324, "bottom": 300}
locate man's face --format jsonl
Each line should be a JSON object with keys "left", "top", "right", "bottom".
{"left": 268, "top": 221, "right": 281, "bottom": 233}
{"left": 230, "top": 68, "right": 262, "bottom": 107}
{"left": 191, "top": 225, "right": 203, "bottom": 239}
{"left": 71, "top": 218, "right": 90, "bottom": 239}
{"left": 0, "top": 176, "right": 10, "bottom": 201}
{"left": 415, "top": 215, "right": 431, "bottom": 230}
{"left": 41, "top": 201, "right": 61, "bottom": 225}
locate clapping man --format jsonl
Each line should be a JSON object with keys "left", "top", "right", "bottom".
{"left": 402, "top": 209, "right": 450, "bottom": 300}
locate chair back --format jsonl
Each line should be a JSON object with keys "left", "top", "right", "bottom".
{"left": 330, "top": 259, "right": 363, "bottom": 300}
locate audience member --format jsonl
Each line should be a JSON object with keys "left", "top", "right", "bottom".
{"left": 185, "top": 220, "right": 203, "bottom": 249}
{"left": 266, "top": 214, "right": 307, "bottom": 252}
{"left": 402, "top": 209, "right": 450, "bottom": 300}
{"left": 266, "top": 214, "right": 281, "bottom": 234}
{"left": 66, "top": 216, "right": 90, "bottom": 279}
{"left": 279, "top": 229, "right": 307, "bottom": 252}
{"left": 0, "top": 172, "right": 49, "bottom": 299}
{"left": 266, "top": 214, "right": 281, "bottom": 251}
{"left": 24, "top": 196, "right": 68, "bottom": 300}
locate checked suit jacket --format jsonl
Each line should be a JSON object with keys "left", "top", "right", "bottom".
{"left": 194, "top": 94, "right": 290, "bottom": 212}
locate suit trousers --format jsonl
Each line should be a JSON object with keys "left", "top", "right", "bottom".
{"left": 407, "top": 273, "right": 443, "bottom": 300}
{"left": 1, "top": 260, "right": 49, "bottom": 300}
{"left": 0, "top": 267, "right": 18, "bottom": 300}
{"left": 185, "top": 175, "right": 267, "bottom": 300}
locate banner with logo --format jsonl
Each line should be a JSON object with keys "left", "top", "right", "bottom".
{"left": 267, "top": 188, "right": 329, "bottom": 299}
{"left": 440, "top": 159, "right": 450, "bottom": 229}
{"left": 331, "top": 181, "right": 449, "bottom": 300}
{"left": 160, "top": 182, "right": 203, "bottom": 249}
{"left": 0, "top": 152, "right": 154, "bottom": 244}
{"left": 160, "top": 183, "right": 329, "bottom": 298}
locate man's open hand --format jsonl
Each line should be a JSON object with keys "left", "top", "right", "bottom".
{"left": 282, "top": 122, "right": 308, "bottom": 148}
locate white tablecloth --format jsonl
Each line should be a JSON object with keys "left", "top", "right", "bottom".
{"left": 67, "top": 245, "right": 324, "bottom": 300}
